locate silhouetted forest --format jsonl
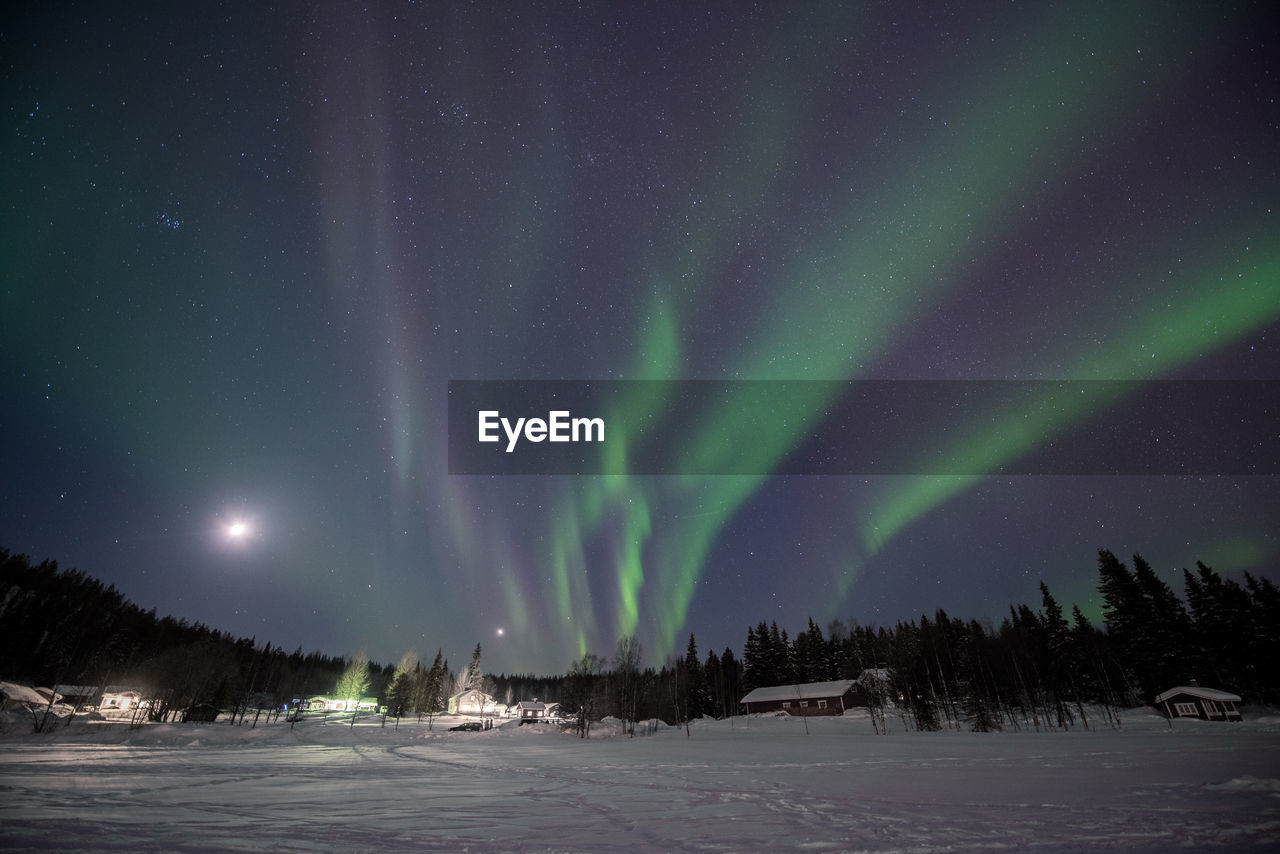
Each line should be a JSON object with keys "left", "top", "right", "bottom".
{"left": 0, "top": 548, "right": 389, "bottom": 721}
{"left": 3, "top": 546, "right": 1276, "bottom": 731}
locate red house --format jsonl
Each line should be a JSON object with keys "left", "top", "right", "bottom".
{"left": 1155, "top": 685, "right": 1243, "bottom": 722}
{"left": 739, "top": 679, "right": 868, "bottom": 716}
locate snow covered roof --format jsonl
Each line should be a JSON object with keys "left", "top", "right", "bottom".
{"left": 516, "top": 701, "right": 546, "bottom": 710}
{"left": 1155, "top": 686, "right": 1241, "bottom": 704}
{"left": 0, "top": 681, "right": 48, "bottom": 706}
{"left": 740, "top": 680, "right": 857, "bottom": 704}
{"left": 450, "top": 688, "right": 493, "bottom": 699}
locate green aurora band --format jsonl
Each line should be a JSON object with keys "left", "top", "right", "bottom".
{"left": 526, "top": 1, "right": 1274, "bottom": 663}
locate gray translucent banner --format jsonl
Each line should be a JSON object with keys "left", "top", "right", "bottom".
{"left": 447, "top": 380, "right": 1278, "bottom": 475}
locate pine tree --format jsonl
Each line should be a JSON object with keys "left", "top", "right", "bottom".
{"left": 780, "top": 627, "right": 798, "bottom": 684}
{"left": 1096, "top": 549, "right": 1145, "bottom": 703}
{"left": 742, "top": 623, "right": 763, "bottom": 692}
{"left": 766, "top": 622, "right": 786, "bottom": 686}
{"left": 803, "top": 617, "right": 831, "bottom": 682}
{"left": 720, "top": 647, "right": 742, "bottom": 717}
{"left": 464, "top": 643, "right": 484, "bottom": 692}
{"left": 1185, "top": 562, "right": 1261, "bottom": 696}
{"left": 386, "top": 649, "right": 418, "bottom": 717}
{"left": 1040, "top": 582, "right": 1082, "bottom": 729}
{"left": 1097, "top": 548, "right": 1140, "bottom": 644}
{"left": 704, "top": 648, "right": 724, "bottom": 718}
{"left": 683, "top": 634, "right": 709, "bottom": 720}
{"left": 1131, "top": 553, "right": 1192, "bottom": 695}
{"left": 1244, "top": 573, "right": 1280, "bottom": 703}
{"left": 417, "top": 649, "right": 447, "bottom": 726}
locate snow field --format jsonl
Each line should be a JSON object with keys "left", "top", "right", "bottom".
{"left": 2, "top": 709, "right": 1278, "bottom": 852}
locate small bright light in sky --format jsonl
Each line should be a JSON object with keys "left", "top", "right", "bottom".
{"left": 228, "top": 522, "right": 249, "bottom": 538}
{"left": 496, "top": 627, "right": 505, "bottom": 637}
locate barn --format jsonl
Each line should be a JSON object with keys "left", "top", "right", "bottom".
{"left": 1155, "top": 684, "right": 1243, "bottom": 722}
{"left": 739, "top": 679, "right": 867, "bottom": 716}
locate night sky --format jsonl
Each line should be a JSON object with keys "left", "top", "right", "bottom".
{"left": 3, "top": 1, "right": 1277, "bottom": 676}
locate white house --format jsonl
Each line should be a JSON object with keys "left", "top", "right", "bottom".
{"left": 99, "top": 689, "right": 144, "bottom": 711}
{"left": 448, "top": 689, "right": 495, "bottom": 716}
{"left": 307, "top": 696, "right": 378, "bottom": 712}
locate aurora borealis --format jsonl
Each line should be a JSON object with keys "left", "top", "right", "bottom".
{"left": 2, "top": 1, "right": 1276, "bottom": 675}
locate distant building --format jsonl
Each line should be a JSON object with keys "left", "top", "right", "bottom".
{"left": 1155, "top": 685, "right": 1243, "bottom": 722}
{"left": 53, "top": 685, "right": 99, "bottom": 708}
{"left": 515, "top": 700, "right": 548, "bottom": 719}
{"left": 99, "top": 690, "right": 144, "bottom": 711}
{"left": 182, "top": 703, "right": 221, "bottom": 722}
{"left": 448, "top": 689, "right": 496, "bottom": 716}
{"left": 33, "top": 687, "right": 61, "bottom": 705}
{"left": 739, "top": 679, "right": 869, "bottom": 716}
{"left": 0, "top": 681, "right": 48, "bottom": 711}
{"left": 307, "top": 696, "right": 378, "bottom": 712}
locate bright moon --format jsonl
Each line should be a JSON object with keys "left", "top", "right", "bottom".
{"left": 496, "top": 627, "right": 504, "bottom": 637}
{"left": 228, "top": 522, "right": 248, "bottom": 538}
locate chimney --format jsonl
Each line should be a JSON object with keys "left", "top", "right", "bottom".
{"left": 1190, "top": 678, "right": 1199, "bottom": 687}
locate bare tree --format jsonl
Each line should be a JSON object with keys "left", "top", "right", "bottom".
{"left": 564, "top": 653, "right": 604, "bottom": 738}
{"left": 614, "top": 635, "right": 642, "bottom": 737}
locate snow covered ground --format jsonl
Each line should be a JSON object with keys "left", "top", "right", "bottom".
{"left": 2, "top": 708, "right": 1278, "bottom": 852}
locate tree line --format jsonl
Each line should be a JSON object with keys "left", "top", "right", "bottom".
{"left": 0, "top": 548, "right": 394, "bottom": 722}
{"left": 3, "top": 546, "right": 1276, "bottom": 732}
{"left": 499, "top": 548, "right": 1279, "bottom": 735}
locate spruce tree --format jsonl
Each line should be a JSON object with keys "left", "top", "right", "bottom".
{"left": 720, "top": 647, "right": 742, "bottom": 716}
{"left": 683, "top": 634, "right": 709, "bottom": 720}
{"left": 766, "top": 622, "right": 786, "bottom": 686}
{"left": 1244, "top": 573, "right": 1280, "bottom": 703}
{"left": 1131, "top": 553, "right": 1192, "bottom": 695}
{"left": 386, "top": 650, "right": 418, "bottom": 717}
{"left": 1096, "top": 549, "right": 1145, "bottom": 702}
{"left": 704, "top": 648, "right": 724, "bottom": 717}
{"left": 1186, "top": 562, "right": 1255, "bottom": 695}
{"left": 1039, "top": 582, "right": 1081, "bottom": 728}
{"left": 464, "top": 643, "right": 484, "bottom": 692}
{"left": 417, "top": 649, "right": 447, "bottom": 726}
{"left": 803, "top": 617, "right": 831, "bottom": 682}
{"left": 742, "top": 624, "right": 763, "bottom": 691}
